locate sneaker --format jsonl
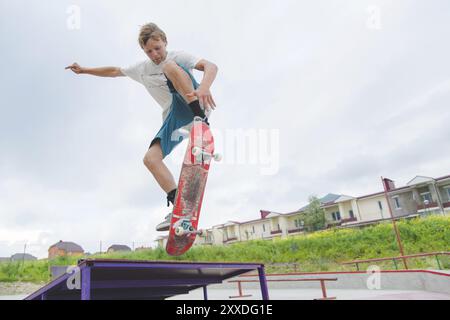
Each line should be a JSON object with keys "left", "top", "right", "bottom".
{"left": 193, "top": 116, "right": 210, "bottom": 126}
{"left": 156, "top": 213, "right": 172, "bottom": 232}
{"left": 167, "top": 189, "right": 177, "bottom": 207}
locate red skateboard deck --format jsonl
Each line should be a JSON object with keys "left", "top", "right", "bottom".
{"left": 166, "top": 117, "right": 217, "bottom": 256}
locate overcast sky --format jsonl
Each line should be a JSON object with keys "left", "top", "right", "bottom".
{"left": 1, "top": 0, "right": 449, "bottom": 258}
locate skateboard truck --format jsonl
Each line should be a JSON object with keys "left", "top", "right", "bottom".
{"left": 178, "top": 117, "right": 222, "bottom": 162}
{"left": 177, "top": 130, "right": 222, "bottom": 162}
{"left": 192, "top": 147, "right": 222, "bottom": 162}
{"left": 173, "top": 219, "right": 205, "bottom": 237}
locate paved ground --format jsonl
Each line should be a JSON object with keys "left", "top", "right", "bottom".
{"left": 3, "top": 288, "right": 449, "bottom": 300}
{"left": 167, "top": 288, "right": 450, "bottom": 300}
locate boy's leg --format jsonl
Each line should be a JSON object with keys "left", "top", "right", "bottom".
{"left": 143, "top": 140, "right": 177, "bottom": 194}
{"left": 163, "top": 61, "right": 197, "bottom": 104}
{"left": 145, "top": 140, "right": 177, "bottom": 231}
{"left": 163, "top": 61, "right": 207, "bottom": 120}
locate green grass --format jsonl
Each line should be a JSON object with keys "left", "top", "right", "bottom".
{"left": 1, "top": 215, "right": 449, "bottom": 283}
{"left": 0, "top": 260, "right": 49, "bottom": 283}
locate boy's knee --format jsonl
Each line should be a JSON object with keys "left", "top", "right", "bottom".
{"left": 143, "top": 153, "right": 151, "bottom": 168}
{"left": 163, "top": 61, "right": 189, "bottom": 81}
{"left": 162, "top": 61, "right": 180, "bottom": 78}
{"left": 143, "top": 148, "right": 162, "bottom": 171}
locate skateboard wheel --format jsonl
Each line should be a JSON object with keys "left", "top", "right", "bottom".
{"left": 192, "top": 147, "right": 202, "bottom": 156}
{"left": 175, "top": 227, "right": 185, "bottom": 236}
{"left": 178, "top": 128, "right": 190, "bottom": 138}
{"left": 213, "top": 153, "right": 222, "bottom": 162}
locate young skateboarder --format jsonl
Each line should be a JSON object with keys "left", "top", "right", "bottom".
{"left": 66, "top": 23, "right": 218, "bottom": 231}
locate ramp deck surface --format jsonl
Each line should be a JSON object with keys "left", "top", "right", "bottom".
{"left": 24, "top": 259, "right": 269, "bottom": 300}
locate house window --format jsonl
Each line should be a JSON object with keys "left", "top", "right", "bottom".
{"left": 331, "top": 212, "right": 341, "bottom": 221}
{"left": 252, "top": 226, "right": 255, "bottom": 233}
{"left": 349, "top": 210, "right": 354, "bottom": 219}
{"left": 447, "top": 187, "right": 450, "bottom": 199}
{"left": 263, "top": 224, "right": 266, "bottom": 232}
{"left": 393, "top": 196, "right": 401, "bottom": 209}
{"left": 420, "top": 192, "right": 433, "bottom": 203}
{"left": 295, "top": 219, "right": 304, "bottom": 227}
{"left": 378, "top": 201, "right": 383, "bottom": 210}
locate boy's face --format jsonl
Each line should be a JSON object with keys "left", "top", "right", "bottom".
{"left": 143, "top": 38, "right": 167, "bottom": 65}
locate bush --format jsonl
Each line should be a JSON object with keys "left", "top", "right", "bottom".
{"left": 1, "top": 215, "right": 448, "bottom": 283}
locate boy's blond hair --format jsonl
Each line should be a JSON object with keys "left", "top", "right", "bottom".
{"left": 138, "top": 23, "right": 167, "bottom": 48}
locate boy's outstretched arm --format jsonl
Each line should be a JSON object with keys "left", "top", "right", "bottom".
{"left": 65, "top": 63, "right": 125, "bottom": 77}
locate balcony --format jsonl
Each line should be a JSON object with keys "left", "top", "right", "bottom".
{"left": 327, "top": 220, "right": 342, "bottom": 226}
{"left": 287, "top": 228, "right": 304, "bottom": 234}
{"left": 270, "top": 229, "right": 282, "bottom": 235}
{"left": 417, "top": 202, "right": 439, "bottom": 210}
{"left": 223, "top": 237, "right": 238, "bottom": 244}
{"left": 341, "top": 217, "right": 357, "bottom": 224}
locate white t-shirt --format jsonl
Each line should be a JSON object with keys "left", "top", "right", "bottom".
{"left": 121, "top": 51, "right": 202, "bottom": 121}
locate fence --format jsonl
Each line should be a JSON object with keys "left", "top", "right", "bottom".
{"left": 341, "top": 251, "right": 450, "bottom": 271}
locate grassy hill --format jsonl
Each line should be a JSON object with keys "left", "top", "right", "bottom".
{"left": 1, "top": 215, "right": 449, "bottom": 283}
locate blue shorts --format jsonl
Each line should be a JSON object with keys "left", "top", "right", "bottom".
{"left": 149, "top": 65, "right": 200, "bottom": 158}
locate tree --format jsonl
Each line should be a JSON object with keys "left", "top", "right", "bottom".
{"left": 302, "top": 195, "right": 326, "bottom": 232}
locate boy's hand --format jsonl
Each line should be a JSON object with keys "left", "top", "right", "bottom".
{"left": 65, "top": 63, "right": 84, "bottom": 74}
{"left": 187, "top": 86, "right": 216, "bottom": 111}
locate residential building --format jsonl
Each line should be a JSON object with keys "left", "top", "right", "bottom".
{"left": 107, "top": 245, "right": 132, "bottom": 253}
{"left": 10, "top": 253, "right": 37, "bottom": 262}
{"left": 48, "top": 240, "right": 84, "bottom": 259}
{"left": 154, "top": 174, "right": 449, "bottom": 248}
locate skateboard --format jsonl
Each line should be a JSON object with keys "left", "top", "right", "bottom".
{"left": 166, "top": 117, "right": 221, "bottom": 256}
